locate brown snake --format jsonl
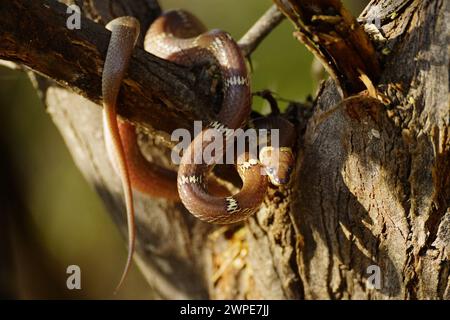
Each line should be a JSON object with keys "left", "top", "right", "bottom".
{"left": 102, "top": 10, "right": 296, "bottom": 290}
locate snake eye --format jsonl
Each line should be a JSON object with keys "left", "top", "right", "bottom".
{"left": 286, "top": 167, "right": 293, "bottom": 175}
{"left": 267, "top": 167, "right": 274, "bottom": 175}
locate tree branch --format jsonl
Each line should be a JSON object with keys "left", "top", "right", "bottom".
{"left": 238, "top": 5, "right": 285, "bottom": 57}
{"left": 0, "top": 0, "right": 215, "bottom": 139}
{"left": 0, "top": 0, "right": 288, "bottom": 141}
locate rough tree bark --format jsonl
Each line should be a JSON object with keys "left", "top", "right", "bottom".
{"left": 0, "top": 0, "right": 448, "bottom": 299}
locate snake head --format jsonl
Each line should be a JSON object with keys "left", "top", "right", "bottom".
{"left": 259, "top": 146, "right": 295, "bottom": 186}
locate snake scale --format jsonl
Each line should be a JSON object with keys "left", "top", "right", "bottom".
{"left": 102, "top": 10, "right": 296, "bottom": 290}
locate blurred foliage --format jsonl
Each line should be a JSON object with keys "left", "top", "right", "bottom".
{"left": 0, "top": 0, "right": 368, "bottom": 299}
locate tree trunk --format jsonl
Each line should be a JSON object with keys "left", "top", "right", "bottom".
{"left": 1, "top": 0, "right": 448, "bottom": 299}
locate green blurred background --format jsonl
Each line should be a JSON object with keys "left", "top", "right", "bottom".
{"left": 0, "top": 0, "right": 367, "bottom": 299}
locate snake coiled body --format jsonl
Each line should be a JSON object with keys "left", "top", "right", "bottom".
{"left": 147, "top": 11, "right": 263, "bottom": 224}
{"left": 102, "top": 10, "right": 296, "bottom": 290}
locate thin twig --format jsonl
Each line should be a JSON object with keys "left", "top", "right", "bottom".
{"left": 238, "top": 5, "right": 285, "bottom": 57}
